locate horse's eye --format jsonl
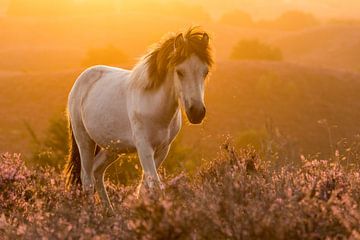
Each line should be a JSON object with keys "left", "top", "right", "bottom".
{"left": 176, "top": 70, "right": 184, "bottom": 78}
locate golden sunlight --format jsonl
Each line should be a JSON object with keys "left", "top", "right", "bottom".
{"left": 1, "top": 0, "right": 360, "bottom": 238}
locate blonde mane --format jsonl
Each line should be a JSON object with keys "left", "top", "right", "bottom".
{"left": 131, "top": 27, "right": 213, "bottom": 90}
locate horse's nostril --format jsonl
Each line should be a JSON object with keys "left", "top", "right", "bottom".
{"left": 189, "top": 105, "right": 195, "bottom": 114}
{"left": 188, "top": 104, "right": 206, "bottom": 122}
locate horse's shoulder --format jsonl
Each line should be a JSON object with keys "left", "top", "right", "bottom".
{"left": 77, "top": 65, "right": 106, "bottom": 82}
{"left": 79, "top": 65, "right": 130, "bottom": 83}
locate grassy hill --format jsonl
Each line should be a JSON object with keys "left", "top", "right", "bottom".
{"left": 1, "top": 12, "right": 360, "bottom": 171}
{"left": 1, "top": 60, "right": 360, "bottom": 163}
{"left": 201, "top": 60, "right": 360, "bottom": 157}
{"left": 272, "top": 24, "right": 360, "bottom": 71}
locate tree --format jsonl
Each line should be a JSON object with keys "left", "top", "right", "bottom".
{"left": 274, "top": 10, "right": 319, "bottom": 31}
{"left": 231, "top": 39, "right": 283, "bottom": 61}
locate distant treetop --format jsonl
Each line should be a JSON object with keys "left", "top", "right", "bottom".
{"left": 255, "top": 10, "right": 319, "bottom": 31}
{"left": 231, "top": 39, "right": 283, "bottom": 61}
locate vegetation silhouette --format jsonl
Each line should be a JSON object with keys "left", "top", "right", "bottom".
{"left": 256, "top": 10, "right": 319, "bottom": 31}
{"left": 231, "top": 39, "right": 283, "bottom": 61}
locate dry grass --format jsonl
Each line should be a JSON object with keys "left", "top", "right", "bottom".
{"left": 1, "top": 144, "right": 360, "bottom": 239}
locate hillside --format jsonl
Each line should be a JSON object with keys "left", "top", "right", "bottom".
{"left": 1, "top": 13, "right": 360, "bottom": 164}
{"left": 0, "top": 14, "right": 284, "bottom": 71}
{"left": 1, "top": 61, "right": 360, "bottom": 162}
{"left": 271, "top": 24, "right": 360, "bottom": 71}
{"left": 201, "top": 60, "right": 360, "bottom": 157}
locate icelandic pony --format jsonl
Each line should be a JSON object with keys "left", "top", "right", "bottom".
{"left": 65, "top": 28, "right": 213, "bottom": 212}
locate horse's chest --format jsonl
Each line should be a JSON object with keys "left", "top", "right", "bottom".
{"left": 148, "top": 112, "right": 181, "bottom": 148}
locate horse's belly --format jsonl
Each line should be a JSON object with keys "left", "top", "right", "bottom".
{"left": 98, "top": 135, "right": 136, "bottom": 153}
{"left": 82, "top": 77, "right": 135, "bottom": 153}
{"left": 84, "top": 116, "right": 136, "bottom": 153}
{"left": 83, "top": 105, "right": 135, "bottom": 153}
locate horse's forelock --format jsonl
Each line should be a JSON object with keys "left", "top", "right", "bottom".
{"left": 144, "top": 27, "right": 213, "bottom": 90}
{"left": 172, "top": 29, "right": 213, "bottom": 67}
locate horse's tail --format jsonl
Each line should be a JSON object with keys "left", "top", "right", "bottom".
{"left": 64, "top": 120, "right": 82, "bottom": 188}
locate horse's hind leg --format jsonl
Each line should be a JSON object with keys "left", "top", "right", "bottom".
{"left": 72, "top": 122, "right": 96, "bottom": 193}
{"left": 93, "top": 149, "right": 118, "bottom": 212}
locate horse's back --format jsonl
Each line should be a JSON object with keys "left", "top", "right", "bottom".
{"left": 69, "top": 65, "right": 135, "bottom": 153}
{"left": 69, "top": 65, "right": 130, "bottom": 103}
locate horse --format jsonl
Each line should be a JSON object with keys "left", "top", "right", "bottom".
{"left": 64, "top": 27, "right": 213, "bottom": 212}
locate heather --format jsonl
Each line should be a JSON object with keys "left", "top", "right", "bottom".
{"left": 1, "top": 144, "right": 360, "bottom": 239}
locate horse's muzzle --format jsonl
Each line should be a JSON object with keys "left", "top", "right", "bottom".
{"left": 186, "top": 104, "right": 206, "bottom": 124}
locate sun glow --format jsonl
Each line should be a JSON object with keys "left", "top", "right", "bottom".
{"left": 1, "top": 0, "right": 360, "bottom": 155}
{"left": 1, "top": 0, "right": 360, "bottom": 237}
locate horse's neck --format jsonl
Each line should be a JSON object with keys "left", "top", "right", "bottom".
{"left": 155, "top": 73, "right": 179, "bottom": 120}
{"left": 129, "top": 61, "right": 179, "bottom": 123}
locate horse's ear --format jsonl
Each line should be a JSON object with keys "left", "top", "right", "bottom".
{"left": 174, "top": 33, "right": 184, "bottom": 50}
{"left": 202, "top": 33, "right": 210, "bottom": 46}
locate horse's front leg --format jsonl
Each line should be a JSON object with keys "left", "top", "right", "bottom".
{"left": 135, "top": 139, "right": 162, "bottom": 194}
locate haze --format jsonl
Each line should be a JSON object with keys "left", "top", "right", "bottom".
{"left": 1, "top": 0, "right": 360, "bottom": 19}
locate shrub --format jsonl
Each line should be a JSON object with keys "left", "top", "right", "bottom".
{"left": 25, "top": 114, "right": 69, "bottom": 170}
{"left": 236, "top": 129, "right": 267, "bottom": 151}
{"left": 256, "top": 10, "right": 319, "bottom": 31}
{"left": 235, "top": 121, "right": 298, "bottom": 167}
{"left": 274, "top": 10, "right": 319, "bottom": 31}
{"left": 0, "top": 153, "right": 29, "bottom": 185}
{"left": 231, "top": 39, "right": 283, "bottom": 61}
{"left": 1, "top": 144, "right": 360, "bottom": 239}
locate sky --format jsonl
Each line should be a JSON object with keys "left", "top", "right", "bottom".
{"left": 191, "top": 0, "right": 360, "bottom": 19}
{"left": 0, "top": 0, "right": 359, "bottom": 19}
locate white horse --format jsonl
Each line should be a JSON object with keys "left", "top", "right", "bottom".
{"left": 65, "top": 27, "right": 213, "bottom": 212}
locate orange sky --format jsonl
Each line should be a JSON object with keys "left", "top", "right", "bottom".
{"left": 0, "top": 0, "right": 360, "bottom": 19}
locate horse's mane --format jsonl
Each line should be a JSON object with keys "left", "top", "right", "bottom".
{"left": 131, "top": 27, "right": 213, "bottom": 90}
